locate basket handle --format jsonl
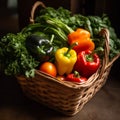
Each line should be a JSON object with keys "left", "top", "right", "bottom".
{"left": 101, "top": 29, "right": 120, "bottom": 70}
{"left": 30, "top": 1, "right": 46, "bottom": 24}
{"left": 106, "top": 52, "right": 120, "bottom": 70}
{"left": 98, "top": 28, "right": 110, "bottom": 77}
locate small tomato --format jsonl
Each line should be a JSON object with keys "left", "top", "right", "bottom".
{"left": 39, "top": 62, "right": 57, "bottom": 77}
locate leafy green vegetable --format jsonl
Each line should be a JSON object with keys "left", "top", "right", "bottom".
{"left": 0, "top": 6, "right": 120, "bottom": 77}
{"left": 0, "top": 33, "right": 39, "bottom": 77}
{"left": 35, "top": 7, "right": 120, "bottom": 59}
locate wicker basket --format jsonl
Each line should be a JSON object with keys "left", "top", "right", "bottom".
{"left": 16, "top": 1, "right": 120, "bottom": 116}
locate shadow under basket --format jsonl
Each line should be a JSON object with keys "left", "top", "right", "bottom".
{"left": 16, "top": 1, "right": 120, "bottom": 116}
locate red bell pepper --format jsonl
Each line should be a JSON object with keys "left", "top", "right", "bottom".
{"left": 74, "top": 50, "right": 100, "bottom": 78}
{"left": 65, "top": 71, "right": 87, "bottom": 83}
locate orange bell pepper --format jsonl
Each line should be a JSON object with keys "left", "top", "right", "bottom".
{"left": 68, "top": 28, "right": 95, "bottom": 54}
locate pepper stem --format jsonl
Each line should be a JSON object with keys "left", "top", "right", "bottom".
{"left": 74, "top": 71, "right": 80, "bottom": 78}
{"left": 64, "top": 42, "right": 78, "bottom": 57}
{"left": 86, "top": 47, "right": 103, "bottom": 62}
{"left": 86, "top": 54, "right": 93, "bottom": 62}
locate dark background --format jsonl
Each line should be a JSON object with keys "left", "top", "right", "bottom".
{"left": 17, "top": 0, "right": 120, "bottom": 37}
{"left": 0, "top": 0, "right": 120, "bottom": 119}
{"left": 0, "top": 0, "right": 120, "bottom": 36}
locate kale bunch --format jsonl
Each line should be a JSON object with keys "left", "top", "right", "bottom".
{"left": 0, "top": 33, "right": 39, "bottom": 77}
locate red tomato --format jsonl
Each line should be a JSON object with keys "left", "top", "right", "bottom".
{"left": 39, "top": 62, "right": 57, "bottom": 77}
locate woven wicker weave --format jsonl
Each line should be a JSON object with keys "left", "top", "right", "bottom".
{"left": 16, "top": 1, "right": 120, "bottom": 116}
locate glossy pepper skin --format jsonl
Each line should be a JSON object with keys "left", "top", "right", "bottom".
{"left": 55, "top": 47, "right": 77, "bottom": 75}
{"left": 66, "top": 71, "right": 87, "bottom": 83}
{"left": 74, "top": 50, "right": 100, "bottom": 78}
{"left": 25, "top": 34, "right": 53, "bottom": 62}
{"left": 68, "top": 28, "right": 95, "bottom": 54}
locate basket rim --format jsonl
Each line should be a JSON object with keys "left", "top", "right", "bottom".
{"left": 35, "top": 69, "right": 99, "bottom": 89}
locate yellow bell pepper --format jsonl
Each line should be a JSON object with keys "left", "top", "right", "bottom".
{"left": 55, "top": 46, "right": 77, "bottom": 75}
